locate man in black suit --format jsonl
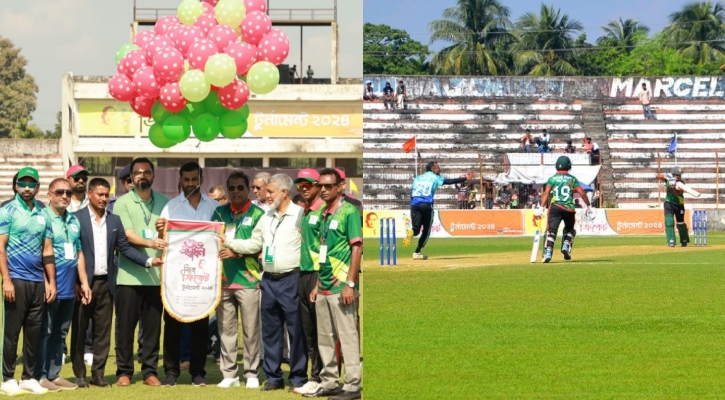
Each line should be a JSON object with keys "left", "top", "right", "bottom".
{"left": 69, "top": 178, "right": 162, "bottom": 388}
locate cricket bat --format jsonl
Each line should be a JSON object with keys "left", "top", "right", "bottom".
{"left": 530, "top": 219, "right": 541, "bottom": 263}
{"left": 675, "top": 181, "right": 701, "bottom": 197}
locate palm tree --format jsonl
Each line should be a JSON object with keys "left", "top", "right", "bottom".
{"left": 513, "top": 4, "right": 583, "bottom": 76}
{"left": 428, "top": 0, "right": 514, "bottom": 75}
{"left": 597, "top": 18, "right": 650, "bottom": 52}
{"left": 664, "top": 1, "right": 725, "bottom": 65}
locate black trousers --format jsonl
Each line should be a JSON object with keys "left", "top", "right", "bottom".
{"left": 545, "top": 205, "right": 576, "bottom": 248}
{"left": 411, "top": 202, "right": 434, "bottom": 252}
{"left": 298, "top": 271, "right": 322, "bottom": 382}
{"left": 3, "top": 279, "right": 45, "bottom": 381}
{"left": 162, "top": 313, "right": 208, "bottom": 378}
{"left": 115, "top": 285, "right": 162, "bottom": 379}
{"left": 70, "top": 277, "right": 113, "bottom": 379}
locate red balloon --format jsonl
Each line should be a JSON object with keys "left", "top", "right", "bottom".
{"left": 201, "top": 2, "right": 215, "bottom": 14}
{"left": 160, "top": 82, "right": 188, "bottom": 113}
{"left": 133, "top": 30, "right": 156, "bottom": 49}
{"left": 155, "top": 15, "right": 181, "bottom": 36}
{"left": 153, "top": 47, "right": 185, "bottom": 83}
{"left": 241, "top": 11, "right": 272, "bottom": 46}
{"left": 131, "top": 96, "right": 154, "bottom": 118}
{"left": 173, "top": 25, "right": 205, "bottom": 58}
{"left": 207, "top": 24, "right": 238, "bottom": 53}
{"left": 258, "top": 29, "right": 289, "bottom": 66}
{"left": 108, "top": 74, "right": 136, "bottom": 102}
{"left": 203, "top": 0, "right": 219, "bottom": 5}
{"left": 210, "top": 85, "right": 221, "bottom": 92}
{"left": 143, "top": 35, "right": 174, "bottom": 65}
{"left": 188, "top": 39, "right": 219, "bottom": 70}
{"left": 218, "top": 79, "right": 250, "bottom": 110}
{"left": 224, "top": 41, "right": 258, "bottom": 75}
{"left": 194, "top": 13, "right": 218, "bottom": 36}
{"left": 244, "top": 0, "right": 267, "bottom": 13}
{"left": 117, "top": 49, "right": 148, "bottom": 78}
{"left": 132, "top": 66, "right": 162, "bottom": 98}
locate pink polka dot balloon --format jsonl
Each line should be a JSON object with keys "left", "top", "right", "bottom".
{"left": 132, "top": 66, "right": 162, "bottom": 99}
{"left": 133, "top": 30, "right": 156, "bottom": 49}
{"left": 207, "top": 24, "right": 238, "bottom": 53}
{"left": 165, "top": 24, "right": 183, "bottom": 43}
{"left": 241, "top": 11, "right": 272, "bottom": 46}
{"left": 108, "top": 74, "right": 136, "bottom": 102}
{"left": 224, "top": 41, "right": 257, "bottom": 75}
{"left": 173, "top": 25, "right": 205, "bottom": 58}
{"left": 218, "top": 79, "right": 250, "bottom": 110}
{"left": 244, "top": 0, "right": 267, "bottom": 13}
{"left": 258, "top": 29, "right": 289, "bottom": 66}
{"left": 131, "top": 95, "right": 154, "bottom": 118}
{"left": 194, "top": 13, "right": 218, "bottom": 36}
{"left": 160, "top": 82, "right": 188, "bottom": 113}
{"left": 201, "top": 2, "right": 215, "bottom": 14}
{"left": 143, "top": 35, "right": 174, "bottom": 65}
{"left": 153, "top": 47, "right": 185, "bottom": 83}
{"left": 117, "top": 49, "right": 148, "bottom": 78}
{"left": 203, "top": 0, "right": 220, "bottom": 6}
{"left": 188, "top": 39, "right": 219, "bottom": 70}
{"left": 154, "top": 15, "right": 181, "bottom": 36}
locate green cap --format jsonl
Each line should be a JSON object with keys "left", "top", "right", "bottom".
{"left": 17, "top": 167, "right": 39, "bottom": 182}
{"left": 555, "top": 156, "right": 572, "bottom": 171}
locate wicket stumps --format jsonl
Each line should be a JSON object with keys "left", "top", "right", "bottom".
{"left": 379, "top": 218, "right": 397, "bottom": 265}
{"left": 693, "top": 210, "right": 707, "bottom": 246}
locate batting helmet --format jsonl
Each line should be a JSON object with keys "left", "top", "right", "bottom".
{"left": 670, "top": 166, "right": 683, "bottom": 175}
{"left": 556, "top": 156, "right": 572, "bottom": 171}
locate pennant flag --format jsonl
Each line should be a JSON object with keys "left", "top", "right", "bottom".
{"left": 349, "top": 179, "right": 358, "bottom": 194}
{"left": 668, "top": 135, "right": 677, "bottom": 154}
{"left": 402, "top": 136, "right": 416, "bottom": 153}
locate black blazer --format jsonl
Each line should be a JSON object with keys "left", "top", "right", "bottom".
{"left": 74, "top": 207, "right": 150, "bottom": 297}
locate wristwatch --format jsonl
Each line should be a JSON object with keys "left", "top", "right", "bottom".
{"left": 345, "top": 280, "right": 355, "bottom": 288}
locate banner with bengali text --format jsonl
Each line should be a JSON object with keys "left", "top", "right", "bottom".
{"left": 162, "top": 219, "right": 225, "bottom": 322}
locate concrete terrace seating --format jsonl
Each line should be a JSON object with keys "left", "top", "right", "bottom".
{"left": 0, "top": 155, "right": 65, "bottom": 204}
{"left": 605, "top": 100, "right": 725, "bottom": 209}
{"left": 364, "top": 98, "right": 586, "bottom": 209}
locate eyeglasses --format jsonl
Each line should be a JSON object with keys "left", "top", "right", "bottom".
{"left": 17, "top": 181, "right": 39, "bottom": 189}
{"left": 132, "top": 170, "right": 153, "bottom": 178}
{"left": 315, "top": 183, "right": 339, "bottom": 190}
{"left": 53, "top": 189, "right": 73, "bottom": 197}
{"left": 227, "top": 185, "right": 246, "bottom": 192}
{"left": 71, "top": 174, "right": 88, "bottom": 182}
{"left": 252, "top": 185, "right": 263, "bottom": 191}
{"left": 297, "top": 182, "right": 313, "bottom": 190}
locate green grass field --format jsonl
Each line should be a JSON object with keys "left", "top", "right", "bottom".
{"left": 363, "top": 234, "right": 725, "bottom": 399}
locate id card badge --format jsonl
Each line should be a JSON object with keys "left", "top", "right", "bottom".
{"left": 142, "top": 229, "right": 154, "bottom": 239}
{"left": 225, "top": 224, "right": 236, "bottom": 239}
{"left": 264, "top": 246, "right": 275, "bottom": 263}
{"left": 318, "top": 245, "right": 328, "bottom": 264}
{"left": 329, "top": 220, "right": 339, "bottom": 230}
{"left": 63, "top": 243, "right": 75, "bottom": 260}
{"left": 309, "top": 215, "right": 319, "bottom": 225}
{"left": 242, "top": 217, "right": 253, "bottom": 226}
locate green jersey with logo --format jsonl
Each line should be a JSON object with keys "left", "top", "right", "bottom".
{"left": 314, "top": 200, "right": 362, "bottom": 294}
{"left": 301, "top": 209, "right": 322, "bottom": 272}
{"left": 212, "top": 202, "right": 266, "bottom": 289}
{"left": 665, "top": 179, "right": 685, "bottom": 205}
{"left": 545, "top": 173, "right": 579, "bottom": 211}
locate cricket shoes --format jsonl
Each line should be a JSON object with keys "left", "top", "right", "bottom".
{"left": 412, "top": 252, "right": 428, "bottom": 260}
{"left": 668, "top": 240, "right": 676, "bottom": 248}
{"left": 403, "top": 229, "right": 414, "bottom": 247}
{"left": 542, "top": 247, "right": 553, "bottom": 263}
{"left": 561, "top": 242, "right": 572, "bottom": 260}
{"left": 681, "top": 241, "right": 688, "bottom": 247}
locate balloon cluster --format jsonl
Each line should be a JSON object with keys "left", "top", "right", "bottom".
{"left": 108, "top": 0, "right": 289, "bottom": 148}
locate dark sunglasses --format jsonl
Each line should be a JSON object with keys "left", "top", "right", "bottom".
{"left": 297, "top": 182, "right": 313, "bottom": 190}
{"left": 315, "top": 183, "right": 339, "bottom": 190}
{"left": 17, "top": 181, "right": 39, "bottom": 189}
{"left": 53, "top": 189, "right": 73, "bottom": 197}
{"left": 71, "top": 174, "right": 88, "bottom": 182}
{"left": 252, "top": 185, "right": 263, "bottom": 191}
{"left": 227, "top": 185, "right": 246, "bottom": 192}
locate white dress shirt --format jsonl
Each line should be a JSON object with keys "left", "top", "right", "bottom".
{"left": 90, "top": 210, "right": 108, "bottom": 276}
{"left": 161, "top": 192, "right": 221, "bottom": 221}
{"left": 69, "top": 195, "right": 89, "bottom": 213}
{"left": 225, "top": 202, "right": 304, "bottom": 273}
{"left": 252, "top": 199, "right": 270, "bottom": 211}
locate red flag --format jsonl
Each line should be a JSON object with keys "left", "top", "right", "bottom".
{"left": 402, "top": 136, "right": 416, "bottom": 153}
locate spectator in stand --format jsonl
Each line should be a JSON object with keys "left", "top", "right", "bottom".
{"left": 535, "top": 129, "right": 551, "bottom": 153}
{"left": 591, "top": 189, "right": 601, "bottom": 208}
{"left": 468, "top": 184, "right": 478, "bottom": 209}
{"left": 362, "top": 81, "right": 375, "bottom": 101}
{"left": 455, "top": 183, "right": 468, "bottom": 209}
{"left": 639, "top": 83, "right": 654, "bottom": 120}
{"left": 382, "top": 82, "right": 395, "bottom": 111}
{"left": 585, "top": 137, "right": 600, "bottom": 165}
{"left": 306, "top": 65, "right": 314, "bottom": 83}
{"left": 564, "top": 139, "right": 576, "bottom": 153}
{"left": 396, "top": 80, "right": 407, "bottom": 110}
{"left": 521, "top": 129, "right": 534, "bottom": 153}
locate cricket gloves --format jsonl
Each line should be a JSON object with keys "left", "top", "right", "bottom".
{"left": 532, "top": 205, "right": 543, "bottom": 224}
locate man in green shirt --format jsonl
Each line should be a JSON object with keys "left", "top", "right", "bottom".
{"left": 112, "top": 157, "right": 169, "bottom": 387}
{"left": 656, "top": 166, "right": 690, "bottom": 247}
{"left": 305, "top": 169, "right": 362, "bottom": 400}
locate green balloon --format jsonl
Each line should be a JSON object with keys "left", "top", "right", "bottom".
{"left": 180, "top": 70, "right": 211, "bottom": 103}
{"left": 239, "top": 104, "right": 250, "bottom": 119}
{"left": 215, "top": 0, "right": 247, "bottom": 27}
{"left": 180, "top": 101, "right": 208, "bottom": 122}
{"left": 219, "top": 110, "right": 248, "bottom": 139}
{"left": 204, "top": 92, "right": 227, "bottom": 117}
{"left": 247, "top": 61, "right": 279, "bottom": 95}
{"left": 205, "top": 53, "right": 237, "bottom": 87}
{"left": 116, "top": 43, "right": 140, "bottom": 64}
{"left": 178, "top": 0, "right": 204, "bottom": 26}
{"left": 163, "top": 115, "right": 192, "bottom": 143}
{"left": 151, "top": 101, "right": 174, "bottom": 124}
{"left": 148, "top": 123, "right": 177, "bottom": 148}
{"left": 192, "top": 113, "right": 220, "bottom": 142}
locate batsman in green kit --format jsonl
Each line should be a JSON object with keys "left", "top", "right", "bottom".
{"left": 656, "top": 166, "right": 689, "bottom": 247}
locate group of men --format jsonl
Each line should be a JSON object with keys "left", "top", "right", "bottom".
{"left": 0, "top": 158, "right": 363, "bottom": 400}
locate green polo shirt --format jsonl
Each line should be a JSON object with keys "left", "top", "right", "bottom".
{"left": 211, "top": 201, "right": 265, "bottom": 289}
{"left": 314, "top": 199, "right": 362, "bottom": 294}
{"left": 113, "top": 189, "right": 169, "bottom": 286}
{"left": 301, "top": 198, "right": 324, "bottom": 272}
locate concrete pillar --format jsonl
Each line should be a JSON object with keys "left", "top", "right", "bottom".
{"left": 331, "top": 22, "right": 339, "bottom": 85}
{"left": 326, "top": 157, "right": 334, "bottom": 168}
{"left": 198, "top": 157, "right": 205, "bottom": 168}
{"left": 262, "top": 157, "right": 270, "bottom": 167}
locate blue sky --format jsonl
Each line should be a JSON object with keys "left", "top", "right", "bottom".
{"left": 364, "top": 0, "right": 695, "bottom": 51}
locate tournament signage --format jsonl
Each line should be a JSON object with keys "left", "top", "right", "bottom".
{"left": 162, "top": 220, "right": 225, "bottom": 322}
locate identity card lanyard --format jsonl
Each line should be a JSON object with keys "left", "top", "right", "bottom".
{"left": 60, "top": 213, "right": 74, "bottom": 261}
{"left": 264, "top": 214, "right": 286, "bottom": 264}
{"left": 318, "top": 199, "right": 344, "bottom": 264}
{"left": 133, "top": 190, "right": 156, "bottom": 239}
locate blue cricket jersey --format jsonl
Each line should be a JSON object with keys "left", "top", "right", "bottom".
{"left": 410, "top": 171, "right": 445, "bottom": 206}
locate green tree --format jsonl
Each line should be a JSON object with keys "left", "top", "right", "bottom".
{"left": 513, "top": 4, "right": 583, "bottom": 76}
{"left": 363, "top": 23, "right": 430, "bottom": 75}
{"left": 664, "top": 1, "right": 725, "bottom": 65}
{"left": 45, "top": 111, "right": 62, "bottom": 139}
{"left": 0, "top": 36, "right": 38, "bottom": 138}
{"left": 428, "top": 0, "right": 514, "bottom": 75}
{"left": 597, "top": 18, "right": 650, "bottom": 52}
{"left": 607, "top": 34, "right": 708, "bottom": 75}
